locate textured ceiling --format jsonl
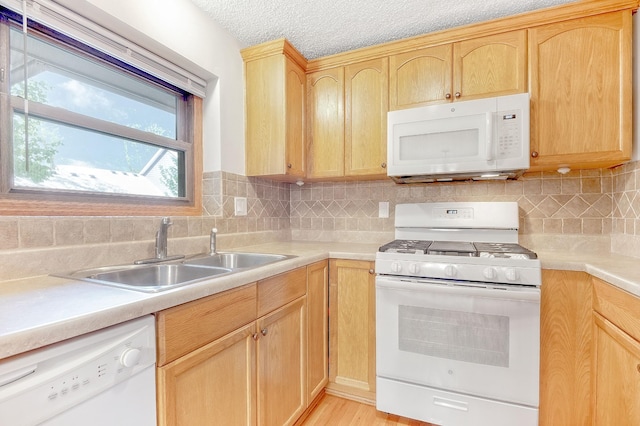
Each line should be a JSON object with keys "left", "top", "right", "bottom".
{"left": 190, "top": 0, "right": 576, "bottom": 59}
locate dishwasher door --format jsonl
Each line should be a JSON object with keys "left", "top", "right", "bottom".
{"left": 0, "top": 316, "right": 156, "bottom": 426}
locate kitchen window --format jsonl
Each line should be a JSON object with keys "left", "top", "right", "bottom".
{"left": 0, "top": 3, "right": 205, "bottom": 215}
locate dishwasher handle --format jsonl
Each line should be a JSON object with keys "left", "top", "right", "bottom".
{"left": 0, "top": 365, "right": 37, "bottom": 388}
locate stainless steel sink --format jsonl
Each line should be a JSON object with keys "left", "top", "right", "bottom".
{"left": 55, "top": 251, "right": 295, "bottom": 293}
{"left": 60, "top": 263, "right": 232, "bottom": 293}
{"left": 183, "top": 252, "right": 292, "bottom": 269}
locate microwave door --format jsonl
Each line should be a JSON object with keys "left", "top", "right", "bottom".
{"left": 389, "top": 112, "right": 495, "bottom": 176}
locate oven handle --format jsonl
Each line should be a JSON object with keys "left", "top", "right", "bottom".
{"left": 375, "top": 276, "right": 540, "bottom": 302}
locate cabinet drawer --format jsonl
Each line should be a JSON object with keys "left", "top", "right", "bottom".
{"left": 156, "top": 283, "right": 257, "bottom": 366}
{"left": 593, "top": 277, "right": 640, "bottom": 342}
{"left": 258, "top": 267, "right": 306, "bottom": 317}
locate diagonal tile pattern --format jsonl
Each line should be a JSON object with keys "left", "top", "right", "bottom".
{"left": 290, "top": 168, "right": 618, "bottom": 237}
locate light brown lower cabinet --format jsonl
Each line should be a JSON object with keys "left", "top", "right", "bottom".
{"left": 157, "top": 322, "right": 257, "bottom": 425}
{"left": 257, "top": 297, "right": 307, "bottom": 426}
{"left": 156, "top": 262, "right": 328, "bottom": 426}
{"left": 540, "top": 271, "right": 640, "bottom": 426}
{"left": 306, "top": 260, "right": 329, "bottom": 401}
{"left": 327, "top": 259, "right": 376, "bottom": 402}
{"left": 592, "top": 277, "right": 640, "bottom": 426}
{"left": 539, "top": 270, "right": 592, "bottom": 426}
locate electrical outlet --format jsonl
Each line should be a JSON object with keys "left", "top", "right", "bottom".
{"left": 234, "top": 197, "right": 247, "bottom": 216}
{"left": 379, "top": 202, "right": 389, "bottom": 218}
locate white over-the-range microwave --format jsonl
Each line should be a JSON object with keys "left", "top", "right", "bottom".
{"left": 386, "top": 93, "right": 530, "bottom": 183}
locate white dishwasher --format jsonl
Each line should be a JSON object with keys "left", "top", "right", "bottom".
{"left": 0, "top": 315, "right": 156, "bottom": 426}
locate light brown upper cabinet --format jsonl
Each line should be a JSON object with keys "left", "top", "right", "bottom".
{"left": 528, "top": 11, "right": 632, "bottom": 172}
{"left": 242, "top": 39, "right": 307, "bottom": 181}
{"left": 344, "top": 58, "right": 389, "bottom": 177}
{"left": 306, "top": 68, "right": 345, "bottom": 179}
{"left": 388, "top": 30, "right": 527, "bottom": 110}
{"left": 307, "top": 58, "right": 388, "bottom": 180}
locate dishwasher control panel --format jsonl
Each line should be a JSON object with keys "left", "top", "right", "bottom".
{"left": 0, "top": 316, "right": 156, "bottom": 426}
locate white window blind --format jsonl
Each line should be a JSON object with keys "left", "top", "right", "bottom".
{"left": 0, "top": 0, "right": 207, "bottom": 97}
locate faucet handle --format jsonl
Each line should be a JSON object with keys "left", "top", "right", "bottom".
{"left": 211, "top": 227, "right": 218, "bottom": 234}
{"left": 162, "top": 216, "right": 172, "bottom": 225}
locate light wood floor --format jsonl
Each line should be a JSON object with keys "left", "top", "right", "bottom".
{"left": 301, "top": 394, "right": 434, "bottom": 426}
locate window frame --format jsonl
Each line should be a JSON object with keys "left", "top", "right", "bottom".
{"left": 0, "top": 12, "right": 202, "bottom": 216}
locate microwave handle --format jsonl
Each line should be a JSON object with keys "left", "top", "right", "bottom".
{"left": 486, "top": 112, "right": 494, "bottom": 161}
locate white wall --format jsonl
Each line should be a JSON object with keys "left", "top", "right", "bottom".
{"left": 58, "top": 0, "right": 247, "bottom": 174}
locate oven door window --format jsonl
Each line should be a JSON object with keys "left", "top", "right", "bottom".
{"left": 376, "top": 277, "right": 540, "bottom": 407}
{"left": 399, "top": 306, "right": 510, "bottom": 367}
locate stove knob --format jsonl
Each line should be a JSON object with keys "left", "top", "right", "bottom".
{"left": 483, "top": 267, "right": 497, "bottom": 280}
{"left": 444, "top": 264, "right": 457, "bottom": 277}
{"left": 391, "top": 262, "right": 402, "bottom": 273}
{"left": 408, "top": 263, "right": 420, "bottom": 274}
{"left": 505, "top": 268, "right": 519, "bottom": 282}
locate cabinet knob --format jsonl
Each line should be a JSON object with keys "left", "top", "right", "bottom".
{"left": 369, "top": 269, "right": 375, "bottom": 274}
{"left": 287, "top": 163, "right": 292, "bottom": 169}
{"left": 637, "top": 364, "right": 640, "bottom": 373}
{"left": 252, "top": 333, "right": 259, "bottom": 341}
{"left": 531, "top": 151, "right": 539, "bottom": 158}
{"left": 381, "top": 162, "right": 386, "bottom": 169}
{"left": 445, "top": 93, "right": 452, "bottom": 99}
{"left": 261, "top": 328, "right": 268, "bottom": 336}
{"left": 455, "top": 92, "right": 461, "bottom": 98}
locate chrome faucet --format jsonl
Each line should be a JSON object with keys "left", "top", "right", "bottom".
{"left": 134, "top": 216, "right": 184, "bottom": 264}
{"left": 156, "top": 217, "right": 172, "bottom": 259}
{"left": 209, "top": 227, "right": 218, "bottom": 255}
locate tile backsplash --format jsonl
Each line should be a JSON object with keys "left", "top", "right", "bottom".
{"left": 290, "top": 168, "right": 614, "bottom": 250}
{"left": 3, "top": 160, "right": 640, "bottom": 280}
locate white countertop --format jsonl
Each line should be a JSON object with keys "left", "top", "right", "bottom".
{"left": 1, "top": 240, "right": 639, "bottom": 361}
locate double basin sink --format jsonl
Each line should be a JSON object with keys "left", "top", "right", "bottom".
{"left": 59, "top": 252, "right": 295, "bottom": 293}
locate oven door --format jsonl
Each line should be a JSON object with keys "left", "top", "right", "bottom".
{"left": 376, "top": 275, "right": 540, "bottom": 407}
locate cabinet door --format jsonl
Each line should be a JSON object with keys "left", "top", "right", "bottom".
{"left": 285, "top": 57, "right": 306, "bottom": 177}
{"left": 307, "top": 260, "right": 329, "bottom": 402}
{"left": 157, "top": 323, "right": 256, "bottom": 426}
{"left": 529, "top": 11, "right": 632, "bottom": 171}
{"left": 327, "top": 259, "right": 376, "bottom": 402}
{"left": 344, "top": 58, "right": 388, "bottom": 177}
{"left": 389, "top": 44, "right": 452, "bottom": 110}
{"left": 306, "top": 68, "right": 345, "bottom": 178}
{"left": 453, "top": 29, "right": 527, "bottom": 101}
{"left": 245, "top": 54, "right": 286, "bottom": 177}
{"left": 539, "top": 270, "right": 592, "bottom": 426}
{"left": 257, "top": 297, "right": 306, "bottom": 426}
{"left": 593, "top": 313, "right": 640, "bottom": 426}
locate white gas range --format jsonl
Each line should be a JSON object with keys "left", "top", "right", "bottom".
{"left": 375, "top": 201, "right": 542, "bottom": 426}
